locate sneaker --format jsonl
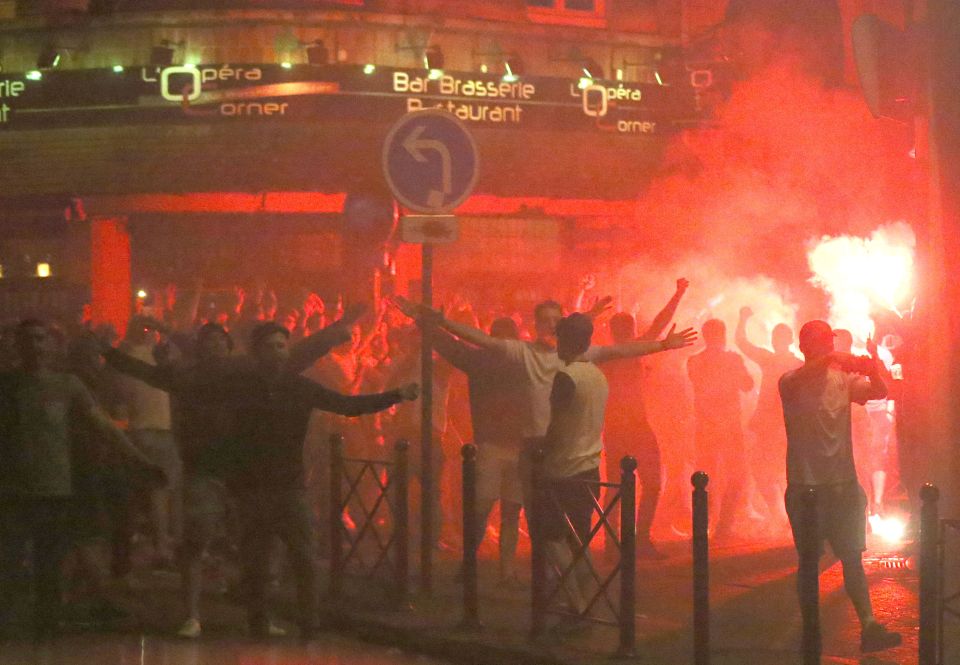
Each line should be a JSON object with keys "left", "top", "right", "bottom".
{"left": 861, "top": 622, "right": 902, "bottom": 653}
{"left": 636, "top": 542, "right": 668, "bottom": 561}
{"left": 249, "top": 618, "right": 287, "bottom": 638}
{"left": 176, "top": 618, "right": 202, "bottom": 639}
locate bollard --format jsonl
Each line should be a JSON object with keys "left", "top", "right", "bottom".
{"left": 530, "top": 447, "right": 548, "bottom": 639}
{"left": 618, "top": 456, "right": 638, "bottom": 658}
{"left": 461, "top": 444, "right": 480, "bottom": 629}
{"left": 799, "top": 488, "right": 821, "bottom": 665}
{"left": 328, "top": 433, "right": 344, "bottom": 599}
{"left": 394, "top": 440, "right": 410, "bottom": 608}
{"left": 692, "top": 472, "right": 710, "bottom": 665}
{"left": 919, "top": 483, "right": 939, "bottom": 665}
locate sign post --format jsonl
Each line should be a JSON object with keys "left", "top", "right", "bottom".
{"left": 383, "top": 109, "right": 478, "bottom": 593}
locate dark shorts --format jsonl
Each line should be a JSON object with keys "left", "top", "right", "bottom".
{"left": 541, "top": 468, "right": 601, "bottom": 544}
{"left": 785, "top": 482, "right": 867, "bottom": 559}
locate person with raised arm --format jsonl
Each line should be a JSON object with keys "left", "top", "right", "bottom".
{"left": 779, "top": 320, "right": 900, "bottom": 654}
{"left": 391, "top": 292, "right": 697, "bottom": 568}
{"left": 228, "top": 322, "right": 419, "bottom": 640}
{"left": 735, "top": 307, "right": 802, "bottom": 537}
{"left": 602, "top": 278, "right": 689, "bottom": 560}
{"left": 100, "top": 304, "right": 370, "bottom": 639}
{"left": 688, "top": 318, "right": 754, "bottom": 542}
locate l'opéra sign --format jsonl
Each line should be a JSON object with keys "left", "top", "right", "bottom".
{"left": 382, "top": 109, "right": 479, "bottom": 215}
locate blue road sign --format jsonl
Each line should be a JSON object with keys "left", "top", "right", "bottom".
{"left": 382, "top": 109, "right": 479, "bottom": 214}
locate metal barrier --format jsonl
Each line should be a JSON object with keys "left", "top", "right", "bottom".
{"left": 328, "top": 433, "right": 410, "bottom": 607}
{"left": 938, "top": 515, "right": 960, "bottom": 665}
{"left": 529, "top": 448, "right": 638, "bottom": 657}
{"left": 461, "top": 443, "right": 480, "bottom": 629}
{"left": 798, "top": 488, "right": 821, "bottom": 665}
{"left": 920, "top": 483, "right": 939, "bottom": 665}
{"left": 691, "top": 472, "right": 709, "bottom": 665}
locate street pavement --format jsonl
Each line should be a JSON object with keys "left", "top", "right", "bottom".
{"left": 0, "top": 632, "right": 448, "bottom": 665}
{"left": 0, "top": 529, "right": 947, "bottom": 665}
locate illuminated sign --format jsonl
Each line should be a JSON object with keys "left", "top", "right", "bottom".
{"left": 0, "top": 63, "right": 706, "bottom": 135}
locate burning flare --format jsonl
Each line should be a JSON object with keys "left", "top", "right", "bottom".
{"left": 807, "top": 222, "right": 915, "bottom": 342}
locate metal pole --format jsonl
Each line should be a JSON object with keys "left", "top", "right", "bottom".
{"left": 692, "top": 471, "right": 710, "bottom": 665}
{"left": 919, "top": 483, "right": 940, "bottom": 665}
{"left": 420, "top": 243, "right": 434, "bottom": 593}
{"left": 799, "top": 488, "right": 821, "bottom": 665}
{"left": 394, "top": 439, "right": 410, "bottom": 609}
{"left": 530, "top": 447, "right": 547, "bottom": 639}
{"left": 329, "top": 433, "right": 344, "bottom": 599}
{"left": 618, "top": 456, "right": 638, "bottom": 658}
{"left": 461, "top": 444, "right": 480, "bottom": 629}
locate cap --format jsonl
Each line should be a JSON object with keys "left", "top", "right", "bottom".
{"left": 798, "top": 320, "right": 835, "bottom": 346}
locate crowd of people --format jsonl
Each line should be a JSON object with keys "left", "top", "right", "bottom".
{"left": 0, "top": 276, "right": 905, "bottom": 653}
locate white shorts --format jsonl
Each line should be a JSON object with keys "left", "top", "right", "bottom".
{"left": 477, "top": 442, "right": 523, "bottom": 505}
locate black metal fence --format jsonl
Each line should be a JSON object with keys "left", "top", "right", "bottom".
{"left": 918, "top": 482, "right": 960, "bottom": 665}
{"left": 527, "top": 449, "right": 638, "bottom": 657}
{"left": 328, "top": 433, "right": 410, "bottom": 607}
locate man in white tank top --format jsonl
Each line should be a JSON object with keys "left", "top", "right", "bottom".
{"left": 540, "top": 313, "right": 608, "bottom": 627}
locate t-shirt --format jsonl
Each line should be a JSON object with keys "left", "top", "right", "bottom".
{"left": 601, "top": 357, "right": 650, "bottom": 436}
{"left": 433, "top": 333, "right": 525, "bottom": 445}
{"left": 226, "top": 371, "right": 404, "bottom": 489}
{"left": 687, "top": 349, "right": 752, "bottom": 427}
{"left": 499, "top": 340, "right": 567, "bottom": 438}
{"left": 543, "top": 361, "right": 609, "bottom": 479}
{"left": 744, "top": 350, "right": 802, "bottom": 433}
{"left": 779, "top": 365, "right": 871, "bottom": 486}
{"left": 0, "top": 370, "right": 96, "bottom": 497}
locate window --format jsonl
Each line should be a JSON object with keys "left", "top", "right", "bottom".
{"left": 526, "top": 0, "right": 606, "bottom": 28}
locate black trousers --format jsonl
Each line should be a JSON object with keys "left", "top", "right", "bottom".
{"left": 0, "top": 495, "right": 73, "bottom": 631}
{"left": 237, "top": 488, "right": 318, "bottom": 631}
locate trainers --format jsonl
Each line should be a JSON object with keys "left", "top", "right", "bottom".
{"left": 176, "top": 618, "right": 202, "bottom": 639}
{"left": 861, "top": 621, "right": 901, "bottom": 653}
{"left": 250, "top": 619, "right": 287, "bottom": 638}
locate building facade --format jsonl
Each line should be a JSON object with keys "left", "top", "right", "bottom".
{"left": 0, "top": 0, "right": 735, "bottom": 330}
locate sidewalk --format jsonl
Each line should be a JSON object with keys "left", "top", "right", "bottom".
{"left": 324, "top": 537, "right": 921, "bottom": 665}
{"left": 1, "top": 535, "right": 929, "bottom": 665}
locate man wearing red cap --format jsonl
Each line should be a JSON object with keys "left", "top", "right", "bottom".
{"left": 779, "top": 320, "right": 901, "bottom": 653}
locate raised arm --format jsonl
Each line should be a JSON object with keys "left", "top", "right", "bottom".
{"left": 103, "top": 346, "right": 179, "bottom": 393}
{"left": 285, "top": 303, "right": 368, "bottom": 375}
{"left": 433, "top": 327, "right": 480, "bottom": 373}
{"left": 303, "top": 379, "right": 419, "bottom": 417}
{"left": 641, "top": 278, "right": 689, "bottom": 340}
{"left": 734, "top": 307, "right": 773, "bottom": 366}
{"left": 588, "top": 324, "right": 698, "bottom": 364}
{"left": 391, "top": 296, "right": 509, "bottom": 352}
{"left": 851, "top": 339, "right": 889, "bottom": 403}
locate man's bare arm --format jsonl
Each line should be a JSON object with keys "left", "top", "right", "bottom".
{"left": 641, "top": 278, "right": 689, "bottom": 340}
{"left": 734, "top": 307, "right": 773, "bottom": 366}
{"left": 588, "top": 324, "right": 698, "bottom": 364}
{"left": 391, "top": 296, "right": 509, "bottom": 352}
{"left": 286, "top": 303, "right": 368, "bottom": 374}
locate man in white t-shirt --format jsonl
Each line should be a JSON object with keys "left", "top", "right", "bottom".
{"left": 779, "top": 320, "right": 901, "bottom": 654}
